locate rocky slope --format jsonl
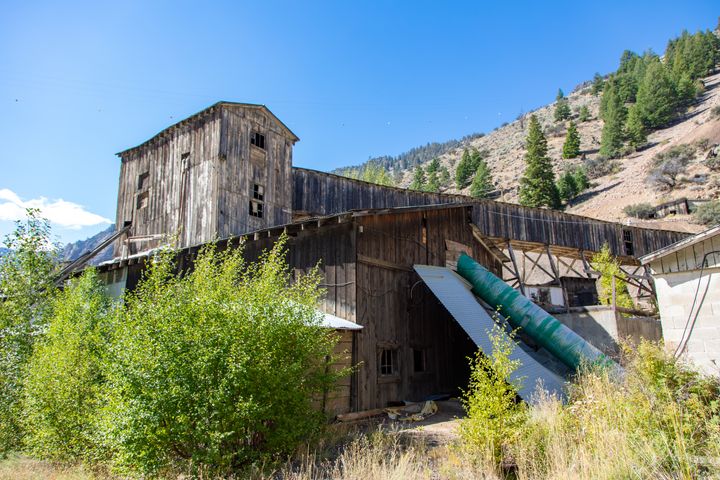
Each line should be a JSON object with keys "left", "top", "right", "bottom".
{"left": 60, "top": 225, "right": 115, "bottom": 265}
{"left": 345, "top": 71, "right": 720, "bottom": 233}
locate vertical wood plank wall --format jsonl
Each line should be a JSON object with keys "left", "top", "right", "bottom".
{"left": 291, "top": 168, "right": 689, "bottom": 259}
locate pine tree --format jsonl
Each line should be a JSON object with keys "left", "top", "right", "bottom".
{"left": 557, "top": 170, "right": 579, "bottom": 203}
{"left": 625, "top": 104, "right": 647, "bottom": 148}
{"left": 426, "top": 157, "right": 440, "bottom": 174}
{"left": 578, "top": 105, "right": 591, "bottom": 122}
{"left": 599, "top": 81, "right": 627, "bottom": 159}
{"left": 439, "top": 166, "right": 450, "bottom": 186}
{"left": 455, "top": 149, "right": 474, "bottom": 188}
{"left": 425, "top": 169, "right": 440, "bottom": 193}
{"left": 635, "top": 60, "right": 679, "bottom": 129}
{"left": 572, "top": 167, "right": 590, "bottom": 191}
{"left": 562, "top": 121, "right": 581, "bottom": 159}
{"left": 519, "top": 115, "right": 560, "bottom": 208}
{"left": 591, "top": 73, "right": 604, "bottom": 95}
{"left": 410, "top": 166, "right": 427, "bottom": 190}
{"left": 554, "top": 90, "right": 571, "bottom": 122}
{"left": 469, "top": 157, "right": 493, "bottom": 199}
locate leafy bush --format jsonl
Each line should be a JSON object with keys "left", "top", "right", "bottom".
{"left": 583, "top": 156, "right": 620, "bottom": 179}
{"left": 648, "top": 144, "right": 696, "bottom": 190}
{"left": 100, "top": 237, "right": 346, "bottom": 476}
{"left": 0, "top": 210, "right": 58, "bottom": 454}
{"left": 22, "top": 269, "right": 112, "bottom": 462}
{"left": 459, "top": 323, "right": 527, "bottom": 463}
{"left": 623, "top": 202, "right": 655, "bottom": 219}
{"left": 591, "top": 244, "right": 634, "bottom": 309}
{"left": 693, "top": 199, "right": 720, "bottom": 225}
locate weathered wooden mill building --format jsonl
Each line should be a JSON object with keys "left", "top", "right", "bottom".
{"left": 98, "top": 102, "right": 691, "bottom": 413}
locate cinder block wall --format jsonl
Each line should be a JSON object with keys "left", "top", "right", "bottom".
{"left": 654, "top": 268, "right": 720, "bottom": 376}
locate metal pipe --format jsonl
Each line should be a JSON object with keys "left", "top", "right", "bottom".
{"left": 456, "top": 253, "right": 615, "bottom": 370}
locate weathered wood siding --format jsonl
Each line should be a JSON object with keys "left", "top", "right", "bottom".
{"left": 115, "top": 104, "right": 296, "bottom": 257}
{"left": 216, "top": 107, "right": 293, "bottom": 238}
{"left": 115, "top": 108, "right": 222, "bottom": 255}
{"left": 292, "top": 167, "right": 689, "bottom": 258}
{"left": 353, "top": 207, "right": 500, "bottom": 410}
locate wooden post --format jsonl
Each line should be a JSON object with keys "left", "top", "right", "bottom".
{"left": 611, "top": 275, "right": 617, "bottom": 313}
{"left": 546, "top": 245, "right": 570, "bottom": 313}
{"left": 506, "top": 240, "right": 526, "bottom": 296}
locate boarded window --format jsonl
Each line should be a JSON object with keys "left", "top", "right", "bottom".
{"left": 249, "top": 183, "right": 265, "bottom": 218}
{"left": 379, "top": 348, "right": 398, "bottom": 376}
{"left": 136, "top": 191, "right": 149, "bottom": 210}
{"left": 251, "top": 132, "right": 266, "bottom": 150}
{"left": 137, "top": 172, "right": 149, "bottom": 190}
{"left": 623, "top": 229, "right": 634, "bottom": 256}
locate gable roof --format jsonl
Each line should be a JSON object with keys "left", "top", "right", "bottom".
{"left": 639, "top": 224, "right": 720, "bottom": 265}
{"left": 117, "top": 101, "right": 299, "bottom": 157}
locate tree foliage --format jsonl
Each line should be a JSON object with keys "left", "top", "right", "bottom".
{"left": 22, "top": 269, "right": 112, "bottom": 461}
{"left": 591, "top": 244, "right": 634, "bottom": 309}
{"left": 562, "top": 121, "right": 581, "bottom": 159}
{"left": 0, "top": 209, "right": 58, "bottom": 454}
{"left": 578, "top": 105, "right": 591, "bottom": 122}
{"left": 519, "top": 115, "right": 560, "bottom": 209}
{"left": 599, "top": 80, "right": 627, "bottom": 159}
{"left": 339, "top": 163, "right": 394, "bottom": 186}
{"left": 692, "top": 199, "right": 720, "bottom": 226}
{"left": 554, "top": 89, "right": 571, "bottom": 122}
{"left": 410, "top": 165, "right": 427, "bottom": 190}
{"left": 634, "top": 60, "right": 680, "bottom": 129}
{"left": 469, "top": 156, "right": 494, "bottom": 199}
{"left": 455, "top": 149, "right": 474, "bottom": 188}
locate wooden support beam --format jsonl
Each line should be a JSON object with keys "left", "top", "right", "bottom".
{"left": 506, "top": 240, "right": 525, "bottom": 296}
{"left": 546, "top": 245, "right": 570, "bottom": 312}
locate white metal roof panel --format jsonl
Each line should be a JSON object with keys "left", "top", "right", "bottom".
{"left": 413, "top": 264, "right": 566, "bottom": 402}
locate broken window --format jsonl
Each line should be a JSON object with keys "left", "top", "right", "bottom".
{"left": 249, "top": 183, "right": 265, "bottom": 218}
{"left": 136, "top": 191, "right": 149, "bottom": 210}
{"left": 379, "top": 348, "right": 398, "bottom": 376}
{"left": 623, "top": 229, "right": 634, "bottom": 256}
{"left": 137, "top": 172, "right": 149, "bottom": 190}
{"left": 251, "top": 132, "right": 266, "bottom": 150}
{"left": 413, "top": 348, "right": 426, "bottom": 373}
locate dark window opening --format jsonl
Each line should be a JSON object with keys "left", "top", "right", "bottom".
{"left": 251, "top": 132, "right": 266, "bottom": 150}
{"left": 379, "top": 348, "right": 398, "bottom": 376}
{"left": 249, "top": 183, "right": 265, "bottom": 218}
{"left": 623, "top": 229, "right": 634, "bottom": 256}
{"left": 137, "top": 172, "right": 149, "bottom": 190}
{"left": 253, "top": 183, "right": 264, "bottom": 201}
{"left": 413, "top": 349, "right": 426, "bottom": 373}
{"left": 136, "top": 191, "right": 149, "bottom": 210}
{"left": 249, "top": 200, "right": 264, "bottom": 218}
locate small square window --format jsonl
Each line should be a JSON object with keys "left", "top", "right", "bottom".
{"left": 251, "top": 132, "right": 265, "bottom": 150}
{"left": 379, "top": 348, "right": 398, "bottom": 376}
{"left": 137, "top": 172, "right": 149, "bottom": 190}
{"left": 413, "top": 349, "right": 426, "bottom": 373}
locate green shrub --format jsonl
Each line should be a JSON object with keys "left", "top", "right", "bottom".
{"left": 459, "top": 323, "right": 527, "bottom": 463}
{"left": 623, "top": 203, "right": 656, "bottom": 219}
{"left": 591, "top": 244, "right": 634, "bottom": 309}
{"left": 693, "top": 199, "right": 720, "bottom": 226}
{"left": 22, "top": 269, "right": 112, "bottom": 461}
{"left": 583, "top": 156, "right": 620, "bottom": 179}
{"left": 100, "top": 237, "right": 347, "bottom": 476}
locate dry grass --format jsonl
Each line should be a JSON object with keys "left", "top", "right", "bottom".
{"left": 0, "top": 455, "right": 103, "bottom": 480}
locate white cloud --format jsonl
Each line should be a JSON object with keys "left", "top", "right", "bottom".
{"left": 0, "top": 188, "right": 112, "bottom": 230}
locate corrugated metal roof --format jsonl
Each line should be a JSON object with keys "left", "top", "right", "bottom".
{"left": 318, "top": 312, "right": 363, "bottom": 330}
{"left": 639, "top": 224, "right": 720, "bottom": 264}
{"left": 413, "top": 264, "right": 566, "bottom": 402}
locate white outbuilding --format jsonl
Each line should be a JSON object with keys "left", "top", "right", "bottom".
{"left": 640, "top": 225, "right": 720, "bottom": 376}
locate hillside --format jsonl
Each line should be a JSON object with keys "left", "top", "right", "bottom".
{"left": 60, "top": 225, "right": 115, "bottom": 265}
{"left": 339, "top": 58, "right": 720, "bottom": 234}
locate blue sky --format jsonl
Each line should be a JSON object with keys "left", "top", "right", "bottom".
{"left": 0, "top": 1, "right": 717, "bottom": 244}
